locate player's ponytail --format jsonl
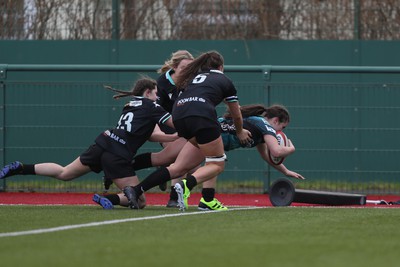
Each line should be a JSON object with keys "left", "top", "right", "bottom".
{"left": 104, "top": 78, "right": 157, "bottom": 99}
{"left": 175, "top": 50, "right": 224, "bottom": 90}
{"left": 224, "top": 104, "right": 267, "bottom": 118}
{"left": 223, "top": 104, "right": 290, "bottom": 123}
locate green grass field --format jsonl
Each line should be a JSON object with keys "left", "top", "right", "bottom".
{"left": 0, "top": 205, "right": 399, "bottom": 267}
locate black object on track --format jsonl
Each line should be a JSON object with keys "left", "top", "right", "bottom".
{"left": 269, "top": 178, "right": 367, "bottom": 206}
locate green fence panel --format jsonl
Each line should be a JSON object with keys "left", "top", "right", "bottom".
{"left": 263, "top": 68, "right": 400, "bottom": 194}
{"left": 1, "top": 64, "right": 400, "bottom": 195}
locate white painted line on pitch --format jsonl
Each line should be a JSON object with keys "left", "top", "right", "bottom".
{"left": 0, "top": 206, "right": 263, "bottom": 238}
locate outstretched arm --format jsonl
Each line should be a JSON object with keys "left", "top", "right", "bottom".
{"left": 256, "top": 143, "right": 305, "bottom": 180}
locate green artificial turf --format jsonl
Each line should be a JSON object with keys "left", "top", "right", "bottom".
{"left": 0, "top": 205, "right": 399, "bottom": 267}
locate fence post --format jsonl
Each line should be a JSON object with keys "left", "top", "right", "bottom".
{"left": 112, "top": 0, "right": 120, "bottom": 41}
{"left": 0, "top": 65, "right": 6, "bottom": 191}
{"left": 353, "top": 0, "right": 360, "bottom": 40}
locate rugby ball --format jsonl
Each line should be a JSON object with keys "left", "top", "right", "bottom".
{"left": 268, "top": 130, "right": 288, "bottom": 165}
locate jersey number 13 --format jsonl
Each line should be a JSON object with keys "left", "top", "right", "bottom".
{"left": 117, "top": 112, "right": 134, "bottom": 132}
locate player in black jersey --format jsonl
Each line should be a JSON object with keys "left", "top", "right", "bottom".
{"left": 0, "top": 78, "right": 178, "bottom": 209}
{"left": 155, "top": 50, "right": 195, "bottom": 207}
{"left": 123, "top": 50, "right": 252, "bottom": 211}
{"left": 157, "top": 50, "right": 193, "bottom": 116}
{"left": 102, "top": 51, "right": 193, "bottom": 202}
{"left": 147, "top": 50, "right": 223, "bottom": 208}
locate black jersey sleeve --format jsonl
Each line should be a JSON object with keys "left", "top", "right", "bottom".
{"left": 219, "top": 75, "right": 238, "bottom": 103}
{"left": 147, "top": 100, "right": 172, "bottom": 125}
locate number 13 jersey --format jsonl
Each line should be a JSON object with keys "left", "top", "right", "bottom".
{"left": 95, "top": 96, "right": 171, "bottom": 161}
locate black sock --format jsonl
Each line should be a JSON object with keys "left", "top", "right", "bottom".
{"left": 134, "top": 166, "right": 171, "bottom": 194}
{"left": 185, "top": 174, "right": 197, "bottom": 191}
{"left": 105, "top": 194, "right": 120, "bottom": 205}
{"left": 21, "top": 164, "right": 35, "bottom": 175}
{"left": 169, "top": 186, "right": 178, "bottom": 201}
{"left": 132, "top": 153, "right": 153, "bottom": 170}
{"left": 202, "top": 188, "right": 215, "bottom": 202}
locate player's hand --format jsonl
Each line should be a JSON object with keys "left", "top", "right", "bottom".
{"left": 237, "top": 129, "right": 252, "bottom": 145}
{"left": 285, "top": 170, "right": 305, "bottom": 180}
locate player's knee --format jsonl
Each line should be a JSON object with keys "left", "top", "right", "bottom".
{"left": 57, "top": 172, "right": 75, "bottom": 181}
{"left": 168, "top": 164, "right": 188, "bottom": 178}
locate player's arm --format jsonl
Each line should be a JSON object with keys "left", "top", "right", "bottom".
{"left": 163, "top": 116, "right": 175, "bottom": 130}
{"left": 256, "top": 143, "right": 305, "bottom": 180}
{"left": 148, "top": 124, "right": 179, "bottom": 143}
{"left": 226, "top": 101, "right": 252, "bottom": 144}
{"left": 154, "top": 109, "right": 175, "bottom": 132}
{"left": 264, "top": 134, "right": 295, "bottom": 158}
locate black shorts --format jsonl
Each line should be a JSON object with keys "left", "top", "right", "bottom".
{"left": 80, "top": 144, "right": 136, "bottom": 179}
{"left": 173, "top": 117, "right": 221, "bottom": 144}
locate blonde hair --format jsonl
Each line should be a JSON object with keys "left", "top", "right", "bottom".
{"left": 157, "top": 50, "right": 194, "bottom": 74}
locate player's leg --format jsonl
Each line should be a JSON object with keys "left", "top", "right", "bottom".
{"left": 0, "top": 144, "right": 101, "bottom": 180}
{"left": 93, "top": 152, "right": 146, "bottom": 210}
{"left": 110, "top": 176, "right": 146, "bottom": 208}
{"left": 36, "top": 158, "right": 91, "bottom": 180}
{"left": 128, "top": 137, "right": 187, "bottom": 207}
{"left": 157, "top": 137, "right": 188, "bottom": 207}
{"left": 175, "top": 136, "right": 226, "bottom": 210}
{"left": 0, "top": 157, "right": 91, "bottom": 181}
{"left": 198, "top": 176, "right": 227, "bottom": 211}
{"left": 122, "top": 141, "right": 204, "bottom": 209}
